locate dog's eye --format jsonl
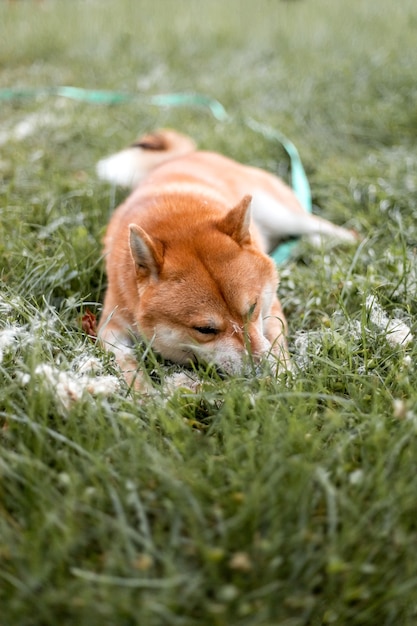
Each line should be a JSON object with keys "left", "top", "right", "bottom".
{"left": 193, "top": 326, "right": 219, "bottom": 335}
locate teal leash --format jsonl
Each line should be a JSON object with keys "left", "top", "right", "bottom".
{"left": 0, "top": 86, "right": 311, "bottom": 264}
{"left": 244, "top": 118, "right": 312, "bottom": 265}
{"left": 0, "top": 86, "right": 230, "bottom": 120}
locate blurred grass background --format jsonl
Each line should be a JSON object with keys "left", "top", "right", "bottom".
{"left": 1, "top": 1, "right": 417, "bottom": 624}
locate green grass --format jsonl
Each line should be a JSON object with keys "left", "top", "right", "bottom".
{"left": 1, "top": 1, "right": 417, "bottom": 624}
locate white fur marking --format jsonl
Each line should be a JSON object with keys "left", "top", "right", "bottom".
{"left": 96, "top": 149, "right": 144, "bottom": 187}
{"left": 251, "top": 190, "right": 356, "bottom": 245}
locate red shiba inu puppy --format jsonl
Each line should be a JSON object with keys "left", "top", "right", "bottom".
{"left": 96, "top": 130, "right": 356, "bottom": 387}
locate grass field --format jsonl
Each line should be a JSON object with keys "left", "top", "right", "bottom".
{"left": 1, "top": 1, "right": 417, "bottom": 624}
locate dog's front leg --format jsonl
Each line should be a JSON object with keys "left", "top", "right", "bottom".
{"left": 97, "top": 316, "right": 151, "bottom": 392}
{"left": 264, "top": 298, "right": 291, "bottom": 372}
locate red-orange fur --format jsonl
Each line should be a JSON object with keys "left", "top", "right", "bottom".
{"left": 97, "top": 130, "right": 356, "bottom": 388}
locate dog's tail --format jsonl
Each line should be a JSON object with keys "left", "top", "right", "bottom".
{"left": 96, "top": 129, "right": 196, "bottom": 188}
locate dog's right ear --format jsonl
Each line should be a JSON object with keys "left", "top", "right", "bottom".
{"left": 129, "top": 224, "right": 164, "bottom": 279}
{"left": 217, "top": 195, "right": 252, "bottom": 246}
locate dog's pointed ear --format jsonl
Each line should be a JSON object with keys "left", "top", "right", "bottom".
{"left": 129, "top": 224, "right": 164, "bottom": 279}
{"left": 217, "top": 195, "right": 252, "bottom": 246}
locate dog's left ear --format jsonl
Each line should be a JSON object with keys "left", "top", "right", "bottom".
{"left": 129, "top": 224, "right": 164, "bottom": 279}
{"left": 217, "top": 195, "right": 252, "bottom": 246}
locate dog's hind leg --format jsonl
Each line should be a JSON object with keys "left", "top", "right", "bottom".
{"left": 251, "top": 190, "right": 358, "bottom": 252}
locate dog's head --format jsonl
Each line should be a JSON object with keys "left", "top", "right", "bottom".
{"left": 128, "top": 195, "right": 280, "bottom": 374}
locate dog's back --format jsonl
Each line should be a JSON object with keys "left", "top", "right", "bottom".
{"left": 97, "top": 129, "right": 357, "bottom": 251}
